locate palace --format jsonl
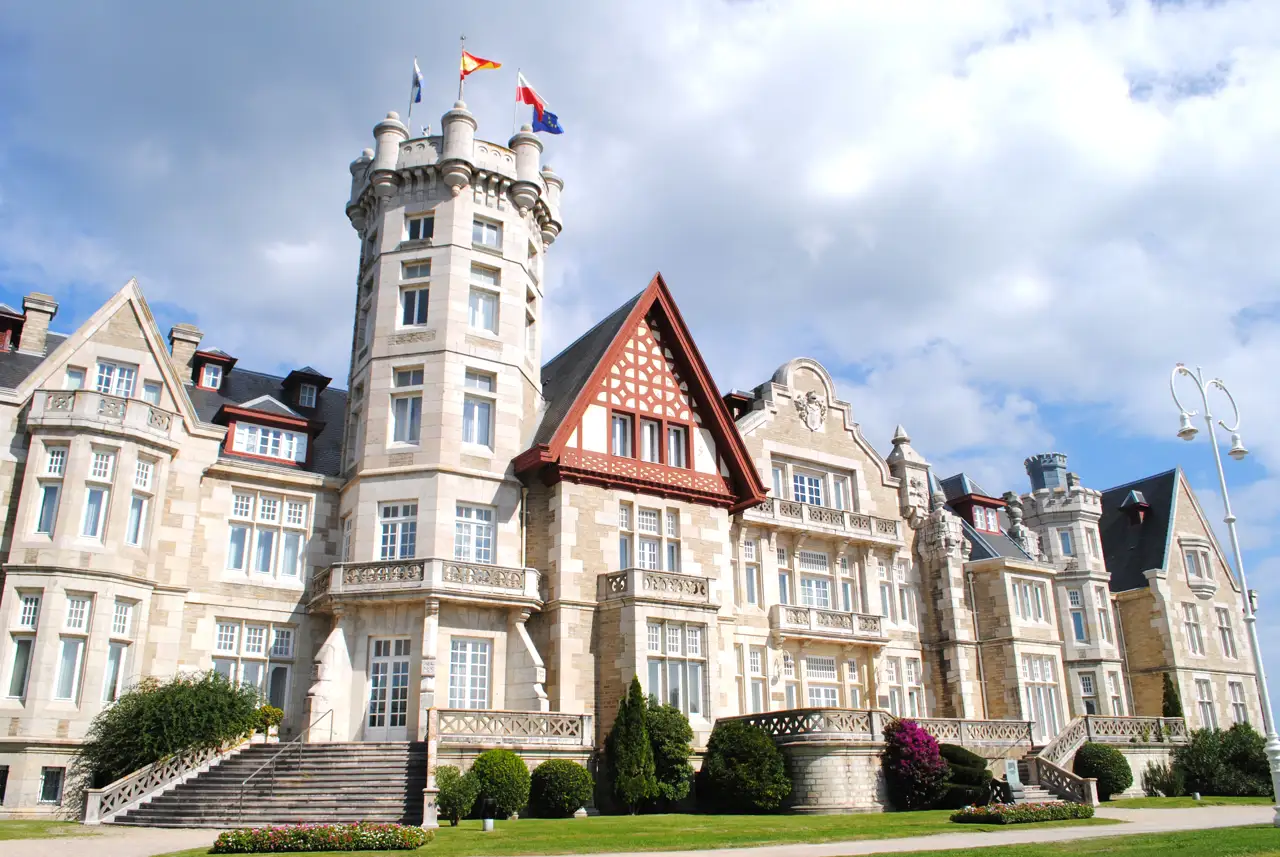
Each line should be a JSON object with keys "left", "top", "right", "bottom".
{"left": 0, "top": 103, "right": 1261, "bottom": 819}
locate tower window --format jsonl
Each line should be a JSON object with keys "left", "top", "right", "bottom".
{"left": 405, "top": 215, "right": 434, "bottom": 242}
{"left": 472, "top": 219, "right": 502, "bottom": 249}
{"left": 401, "top": 287, "right": 429, "bottom": 326}
{"left": 462, "top": 370, "right": 496, "bottom": 448}
{"left": 402, "top": 260, "right": 431, "bottom": 280}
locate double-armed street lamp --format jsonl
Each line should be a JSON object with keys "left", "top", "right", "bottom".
{"left": 1170, "top": 364, "right": 1280, "bottom": 826}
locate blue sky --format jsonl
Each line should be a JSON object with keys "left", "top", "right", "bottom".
{"left": 4, "top": 1, "right": 1280, "bottom": 707}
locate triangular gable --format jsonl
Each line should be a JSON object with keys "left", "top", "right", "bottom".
{"left": 517, "top": 273, "right": 767, "bottom": 511}
{"left": 238, "top": 395, "right": 303, "bottom": 418}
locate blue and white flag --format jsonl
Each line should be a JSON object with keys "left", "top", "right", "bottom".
{"left": 411, "top": 58, "right": 424, "bottom": 104}
{"left": 532, "top": 109, "right": 564, "bottom": 135}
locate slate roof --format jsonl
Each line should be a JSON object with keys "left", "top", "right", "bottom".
{"left": 531, "top": 290, "right": 644, "bottom": 446}
{"left": 0, "top": 333, "right": 68, "bottom": 388}
{"left": 187, "top": 368, "right": 348, "bottom": 477}
{"left": 1098, "top": 468, "right": 1179, "bottom": 593}
{"left": 939, "top": 471, "right": 1034, "bottom": 562}
{"left": 939, "top": 472, "right": 995, "bottom": 501}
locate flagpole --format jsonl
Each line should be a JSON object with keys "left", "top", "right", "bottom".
{"left": 458, "top": 34, "right": 466, "bottom": 101}
{"left": 407, "top": 55, "right": 417, "bottom": 131}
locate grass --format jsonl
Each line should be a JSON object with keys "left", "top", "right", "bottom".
{"left": 885, "top": 825, "right": 1280, "bottom": 856}
{"left": 157, "top": 811, "right": 1117, "bottom": 857}
{"left": 1109, "top": 795, "right": 1275, "bottom": 809}
{"left": 0, "top": 818, "right": 100, "bottom": 839}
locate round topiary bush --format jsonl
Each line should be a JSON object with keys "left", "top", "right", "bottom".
{"left": 881, "top": 720, "right": 949, "bottom": 811}
{"left": 469, "top": 749, "right": 531, "bottom": 818}
{"left": 938, "top": 743, "right": 988, "bottom": 770}
{"left": 435, "top": 765, "right": 479, "bottom": 826}
{"left": 1073, "top": 742, "right": 1133, "bottom": 800}
{"left": 529, "top": 759, "right": 594, "bottom": 818}
{"left": 701, "top": 720, "right": 792, "bottom": 813}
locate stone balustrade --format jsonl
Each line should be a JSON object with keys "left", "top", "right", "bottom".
{"left": 719, "top": 708, "right": 884, "bottom": 742}
{"left": 83, "top": 739, "right": 247, "bottom": 824}
{"left": 1080, "top": 715, "right": 1187, "bottom": 744}
{"left": 598, "top": 568, "right": 714, "bottom": 606}
{"left": 745, "top": 497, "right": 902, "bottom": 543}
{"left": 436, "top": 709, "right": 592, "bottom": 748}
{"left": 769, "top": 604, "right": 884, "bottom": 642}
{"left": 31, "top": 389, "right": 179, "bottom": 446}
{"left": 1031, "top": 715, "right": 1188, "bottom": 805}
{"left": 913, "top": 717, "right": 1036, "bottom": 749}
{"left": 310, "top": 558, "right": 541, "bottom": 606}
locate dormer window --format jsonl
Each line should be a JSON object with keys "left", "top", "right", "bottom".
{"left": 201, "top": 364, "right": 223, "bottom": 390}
{"left": 298, "top": 384, "right": 317, "bottom": 408}
{"left": 232, "top": 423, "right": 307, "bottom": 464}
{"left": 973, "top": 507, "right": 1000, "bottom": 532}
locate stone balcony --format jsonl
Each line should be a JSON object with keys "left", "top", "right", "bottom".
{"left": 309, "top": 558, "right": 541, "bottom": 610}
{"left": 597, "top": 567, "right": 718, "bottom": 608}
{"left": 743, "top": 497, "right": 903, "bottom": 545}
{"left": 29, "top": 389, "right": 181, "bottom": 448}
{"left": 769, "top": 604, "right": 885, "bottom": 644}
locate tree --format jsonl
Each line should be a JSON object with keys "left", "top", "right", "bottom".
{"left": 700, "top": 720, "right": 792, "bottom": 813}
{"left": 647, "top": 699, "right": 694, "bottom": 807}
{"left": 606, "top": 676, "right": 657, "bottom": 813}
{"left": 881, "top": 719, "right": 948, "bottom": 811}
{"left": 1163, "top": 673, "right": 1184, "bottom": 719}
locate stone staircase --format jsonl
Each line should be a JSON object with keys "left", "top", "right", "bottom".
{"left": 111, "top": 742, "right": 428, "bottom": 828}
{"left": 1014, "top": 756, "right": 1059, "bottom": 804}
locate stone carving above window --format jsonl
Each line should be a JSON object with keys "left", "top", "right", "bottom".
{"left": 793, "top": 390, "right": 827, "bottom": 431}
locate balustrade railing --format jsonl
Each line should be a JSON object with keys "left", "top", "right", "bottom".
{"left": 914, "top": 718, "right": 1035, "bottom": 748}
{"left": 35, "top": 389, "right": 177, "bottom": 438}
{"left": 83, "top": 737, "right": 247, "bottom": 824}
{"left": 720, "top": 708, "right": 882, "bottom": 741}
{"left": 1036, "top": 758, "right": 1100, "bottom": 806}
{"left": 437, "top": 709, "right": 592, "bottom": 747}
{"left": 745, "top": 498, "right": 901, "bottom": 540}
{"left": 599, "top": 568, "right": 713, "bottom": 604}
{"left": 1030, "top": 715, "right": 1187, "bottom": 805}
{"left": 312, "top": 558, "right": 540, "bottom": 602}
{"left": 769, "top": 604, "right": 884, "bottom": 639}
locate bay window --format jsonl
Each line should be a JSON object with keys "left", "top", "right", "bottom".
{"left": 646, "top": 621, "right": 705, "bottom": 717}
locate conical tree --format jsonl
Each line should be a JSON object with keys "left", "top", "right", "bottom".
{"left": 1163, "top": 673, "right": 1184, "bottom": 719}
{"left": 606, "top": 675, "right": 657, "bottom": 813}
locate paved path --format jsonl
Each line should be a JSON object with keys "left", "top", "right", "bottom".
{"left": 0, "top": 806, "right": 1274, "bottom": 857}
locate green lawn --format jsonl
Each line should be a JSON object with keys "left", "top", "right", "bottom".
{"left": 886, "top": 825, "right": 1280, "bottom": 856}
{"left": 0, "top": 818, "right": 99, "bottom": 839}
{"left": 1109, "top": 795, "right": 1276, "bottom": 809}
{"left": 159, "top": 812, "right": 1117, "bottom": 857}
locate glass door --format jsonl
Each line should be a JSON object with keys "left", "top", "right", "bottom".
{"left": 364, "top": 638, "right": 411, "bottom": 740}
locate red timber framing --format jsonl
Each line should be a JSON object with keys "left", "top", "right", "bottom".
{"left": 515, "top": 273, "right": 767, "bottom": 512}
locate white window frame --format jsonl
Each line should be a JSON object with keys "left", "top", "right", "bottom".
{"left": 232, "top": 423, "right": 308, "bottom": 464}
{"left": 448, "top": 637, "right": 491, "bottom": 709}
{"left": 462, "top": 370, "right": 496, "bottom": 449}
{"left": 1217, "top": 607, "right": 1239, "bottom": 659}
{"left": 405, "top": 214, "right": 434, "bottom": 242}
{"left": 468, "top": 266, "right": 500, "bottom": 335}
{"left": 200, "top": 364, "right": 223, "bottom": 389}
{"left": 1229, "top": 680, "right": 1249, "bottom": 725}
{"left": 379, "top": 502, "right": 418, "bottom": 561}
{"left": 391, "top": 392, "right": 423, "bottom": 445}
{"left": 454, "top": 504, "right": 495, "bottom": 564}
{"left": 472, "top": 218, "right": 502, "bottom": 249}
{"left": 1195, "top": 677, "right": 1217, "bottom": 729}
{"left": 227, "top": 489, "right": 311, "bottom": 580}
{"left": 95, "top": 361, "right": 137, "bottom": 398}
{"left": 210, "top": 618, "right": 296, "bottom": 709}
{"left": 1184, "top": 603, "right": 1205, "bottom": 656}
{"left": 298, "top": 383, "right": 318, "bottom": 408}
{"left": 645, "top": 621, "right": 706, "bottom": 717}
{"left": 611, "top": 413, "right": 632, "bottom": 457}
{"left": 401, "top": 286, "right": 429, "bottom": 327}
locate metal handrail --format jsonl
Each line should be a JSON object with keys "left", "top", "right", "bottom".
{"left": 237, "top": 709, "right": 333, "bottom": 825}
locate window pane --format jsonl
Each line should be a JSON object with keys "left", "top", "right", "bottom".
{"left": 255, "top": 530, "right": 276, "bottom": 573}
{"left": 8, "top": 639, "right": 32, "bottom": 698}
{"left": 82, "top": 488, "right": 106, "bottom": 538}
{"left": 228, "top": 525, "right": 248, "bottom": 570}
{"left": 282, "top": 532, "right": 303, "bottom": 578}
{"left": 103, "top": 643, "right": 126, "bottom": 702}
{"left": 126, "top": 495, "right": 146, "bottom": 546}
{"left": 36, "top": 484, "right": 59, "bottom": 534}
{"left": 55, "top": 638, "right": 83, "bottom": 700}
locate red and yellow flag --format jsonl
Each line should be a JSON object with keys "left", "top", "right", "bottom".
{"left": 460, "top": 51, "right": 501, "bottom": 79}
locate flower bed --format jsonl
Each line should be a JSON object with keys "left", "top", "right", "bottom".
{"left": 950, "top": 801, "right": 1095, "bottom": 824}
{"left": 211, "top": 822, "right": 432, "bottom": 853}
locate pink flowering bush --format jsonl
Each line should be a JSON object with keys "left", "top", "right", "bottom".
{"left": 210, "top": 822, "right": 432, "bottom": 853}
{"left": 951, "top": 801, "right": 1094, "bottom": 824}
{"left": 880, "top": 719, "right": 948, "bottom": 811}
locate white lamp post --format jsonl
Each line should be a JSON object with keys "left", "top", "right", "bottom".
{"left": 1170, "top": 363, "right": 1280, "bottom": 825}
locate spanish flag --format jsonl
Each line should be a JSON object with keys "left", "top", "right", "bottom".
{"left": 460, "top": 50, "right": 501, "bottom": 79}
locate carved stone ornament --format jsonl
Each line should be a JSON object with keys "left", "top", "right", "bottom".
{"left": 1002, "top": 491, "right": 1043, "bottom": 561}
{"left": 921, "top": 488, "right": 966, "bottom": 563}
{"left": 793, "top": 390, "right": 827, "bottom": 432}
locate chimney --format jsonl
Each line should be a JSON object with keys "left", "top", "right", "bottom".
{"left": 168, "top": 323, "right": 204, "bottom": 380}
{"left": 18, "top": 293, "right": 58, "bottom": 355}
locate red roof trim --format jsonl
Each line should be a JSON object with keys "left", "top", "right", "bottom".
{"left": 214, "top": 404, "right": 315, "bottom": 432}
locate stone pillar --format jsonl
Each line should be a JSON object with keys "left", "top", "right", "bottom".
{"left": 306, "top": 610, "right": 351, "bottom": 742}
{"left": 421, "top": 706, "right": 440, "bottom": 830}
{"left": 417, "top": 599, "right": 439, "bottom": 739}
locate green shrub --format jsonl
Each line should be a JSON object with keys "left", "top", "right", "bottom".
{"left": 606, "top": 676, "right": 657, "bottom": 813}
{"left": 529, "top": 759, "right": 594, "bottom": 818}
{"left": 1162, "top": 673, "right": 1184, "bottom": 718}
{"left": 1072, "top": 742, "right": 1133, "bottom": 800}
{"left": 254, "top": 705, "right": 284, "bottom": 733}
{"left": 211, "top": 822, "right": 432, "bottom": 852}
{"left": 1142, "top": 760, "right": 1184, "bottom": 798}
{"left": 937, "top": 783, "right": 992, "bottom": 809}
{"left": 435, "top": 765, "right": 479, "bottom": 826}
{"left": 701, "top": 720, "right": 792, "bottom": 813}
{"left": 469, "top": 749, "right": 531, "bottom": 818}
{"left": 76, "top": 671, "right": 260, "bottom": 787}
{"left": 946, "top": 763, "right": 993, "bottom": 788}
{"left": 882, "top": 719, "right": 949, "bottom": 811}
{"left": 1175, "top": 724, "right": 1273, "bottom": 797}
{"left": 935, "top": 743, "right": 993, "bottom": 808}
{"left": 939, "top": 743, "right": 988, "bottom": 770}
{"left": 647, "top": 699, "right": 694, "bottom": 807}
{"left": 951, "top": 801, "right": 1094, "bottom": 824}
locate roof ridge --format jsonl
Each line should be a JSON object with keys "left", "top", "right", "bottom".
{"left": 541, "top": 288, "right": 645, "bottom": 369}
{"left": 1101, "top": 467, "right": 1180, "bottom": 496}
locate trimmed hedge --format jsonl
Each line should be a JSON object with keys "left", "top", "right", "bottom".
{"left": 936, "top": 742, "right": 993, "bottom": 809}
{"left": 939, "top": 744, "right": 988, "bottom": 770}
{"left": 1072, "top": 742, "right": 1133, "bottom": 801}
{"left": 529, "top": 759, "right": 594, "bottom": 818}
{"left": 469, "top": 749, "right": 531, "bottom": 818}
{"left": 211, "top": 823, "right": 432, "bottom": 853}
{"left": 951, "top": 801, "right": 1095, "bottom": 825}
{"left": 700, "top": 720, "right": 792, "bottom": 813}
{"left": 435, "top": 765, "right": 479, "bottom": 826}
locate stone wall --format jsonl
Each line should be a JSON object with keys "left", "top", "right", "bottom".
{"left": 778, "top": 741, "right": 887, "bottom": 813}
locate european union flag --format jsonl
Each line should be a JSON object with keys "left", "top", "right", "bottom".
{"left": 532, "top": 110, "right": 564, "bottom": 135}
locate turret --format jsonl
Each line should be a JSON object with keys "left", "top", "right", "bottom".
{"left": 440, "top": 100, "right": 478, "bottom": 195}
{"left": 1025, "top": 452, "right": 1068, "bottom": 491}
{"left": 539, "top": 164, "right": 563, "bottom": 245}
{"left": 346, "top": 148, "right": 373, "bottom": 230}
{"left": 887, "top": 424, "right": 931, "bottom": 528}
{"left": 507, "top": 125, "right": 544, "bottom": 212}
{"left": 370, "top": 112, "right": 408, "bottom": 198}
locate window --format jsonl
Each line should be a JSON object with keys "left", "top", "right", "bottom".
{"left": 17, "top": 595, "right": 40, "bottom": 630}
{"left": 806, "top": 655, "right": 839, "bottom": 707}
{"left": 64, "top": 367, "right": 85, "bottom": 390}
{"left": 469, "top": 267, "right": 499, "bottom": 334}
{"left": 125, "top": 494, "right": 149, "bottom": 546}
{"left": 1087, "top": 528, "right": 1100, "bottom": 557}
{"left": 1080, "top": 672, "right": 1098, "bottom": 714}
{"left": 772, "top": 466, "right": 785, "bottom": 498}
{"left": 228, "top": 490, "right": 311, "bottom": 579}
{"left": 39, "top": 767, "right": 64, "bottom": 805}
{"left": 472, "top": 218, "right": 502, "bottom": 248}
{"left": 405, "top": 214, "right": 434, "bottom": 242}
{"left": 65, "top": 596, "right": 90, "bottom": 631}
{"left": 1059, "top": 529, "right": 1073, "bottom": 556}
{"left": 1183, "top": 603, "right": 1205, "bottom": 655}
{"left": 112, "top": 601, "right": 133, "bottom": 637}
{"left": 833, "top": 476, "right": 850, "bottom": 511}
{"left": 1013, "top": 579, "right": 1048, "bottom": 623}
{"left": 1068, "top": 589, "right": 1087, "bottom": 642}
{"left": 45, "top": 446, "right": 67, "bottom": 477}
{"left": 525, "top": 310, "right": 537, "bottom": 356}
{"left": 462, "top": 370, "right": 495, "bottom": 448}
{"left": 1095, "top": 585, "right": 1113, "bottom": 644}
{"left": 640, "top": 419, "right": 661, "bottom": 463}
{"left": 878, "top": 562, "right": 895, "bottom": 622}
{"left": 778, "top": 569, "right": 792, "bottom": 606}
{"left": 896, "top": 561, "right": 917, "bottom": 628}
{"left": 1107, "top": 672, "right": 1124, "bottom": 715}
{"left": 454, "top": 504, "right": 495, "bottom": 563}
{"left": 1196, "top": 678, "right": 1217, "bottom": 729}
{"left": 646, "top": 622, "right": 706, "bottom": 716}
{"left": 103, "top": 641, "right": 128, "bottom": 702}
{"left": 743, "top": 539, "right": 760, "bottom": 606}
{"left": 402, "top": 260, "right": 431, "bottom": 280}
{"left": 905, "top": 658, "right": 925, "bottom": 716}
{"left": 1021, "top": 654, "right": 1062, "bottom": 740}
{"left": 885, "top": 658, "right": 904, "bottom": 716}
{"left": 611, "top": 414, "right": 632, "bottom": 457}
{"left": 211, "top": 619, "right": 295, "bottom": 709}
{"left": 987, "top": 508, "right": 1001, "bottom": 531}
{"left": 842, "top": 579, "right": 855, "bottom": 612}
{"left": 448, "top": 638, "right": 490, "bottom": 709}
{"left": 298, "top": 383, "right": 318, "bottom": 408}
{"left": 1185, "top": 549, "right": 1212, "bottom": 580}
{"left": 91, "top": 450, "right": 114, "bottom": 480}
{"left": 747, "top": 644, "right": 766, "bottom": 713}
{"left": 232, "top": 424, "right": 308, "bottom": 464}
{"left": 793, "top": 472, "right": 823, "bottom": 506}
{"left": 142, "top": 381, "right": 162, "bottom": 405}
{"left": 783, "top": 654, "right": 798, "bottom": 707}
{"left": 35, "top": 482, "right": 60, "bottom": 536}
{"left": 55, "top": 637, "right": 85, "bottom": 700}
{"left": 401, "top": 287, "right": 429, "bottom": 326}
{"left": 1229, "top": 681, "right": 1249, "bottom": 725}
{"left": 667, "top": 426, "right": 688, "bottom": 468}
{"left": 665, "top": 511, "right": 681, "bottom": 571}
{"left": 95, "top": 361, "right": 136, "bottom": 397}
{"left": 7, "top": 638, "right": 32, "bottom": 698}
{"left": 392, "top": 393, "right": 422, "bottom": 444}
{"left": 798, "top": 551, "right": 831, "bottom": 609}
{"left": 619, "top": 502, "right": 633, "bottom": 569}
{"left": 201, "top": 364, "right": 223, "bottom": 390}
{"left": 379, "top": 503, "right": 418, "bottom": 560}
{"left": 341, "top": 515, "right": 353, "bottom": 562}
{"left": 1213, "top": 607, "right": 1239, "bottom": 659}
